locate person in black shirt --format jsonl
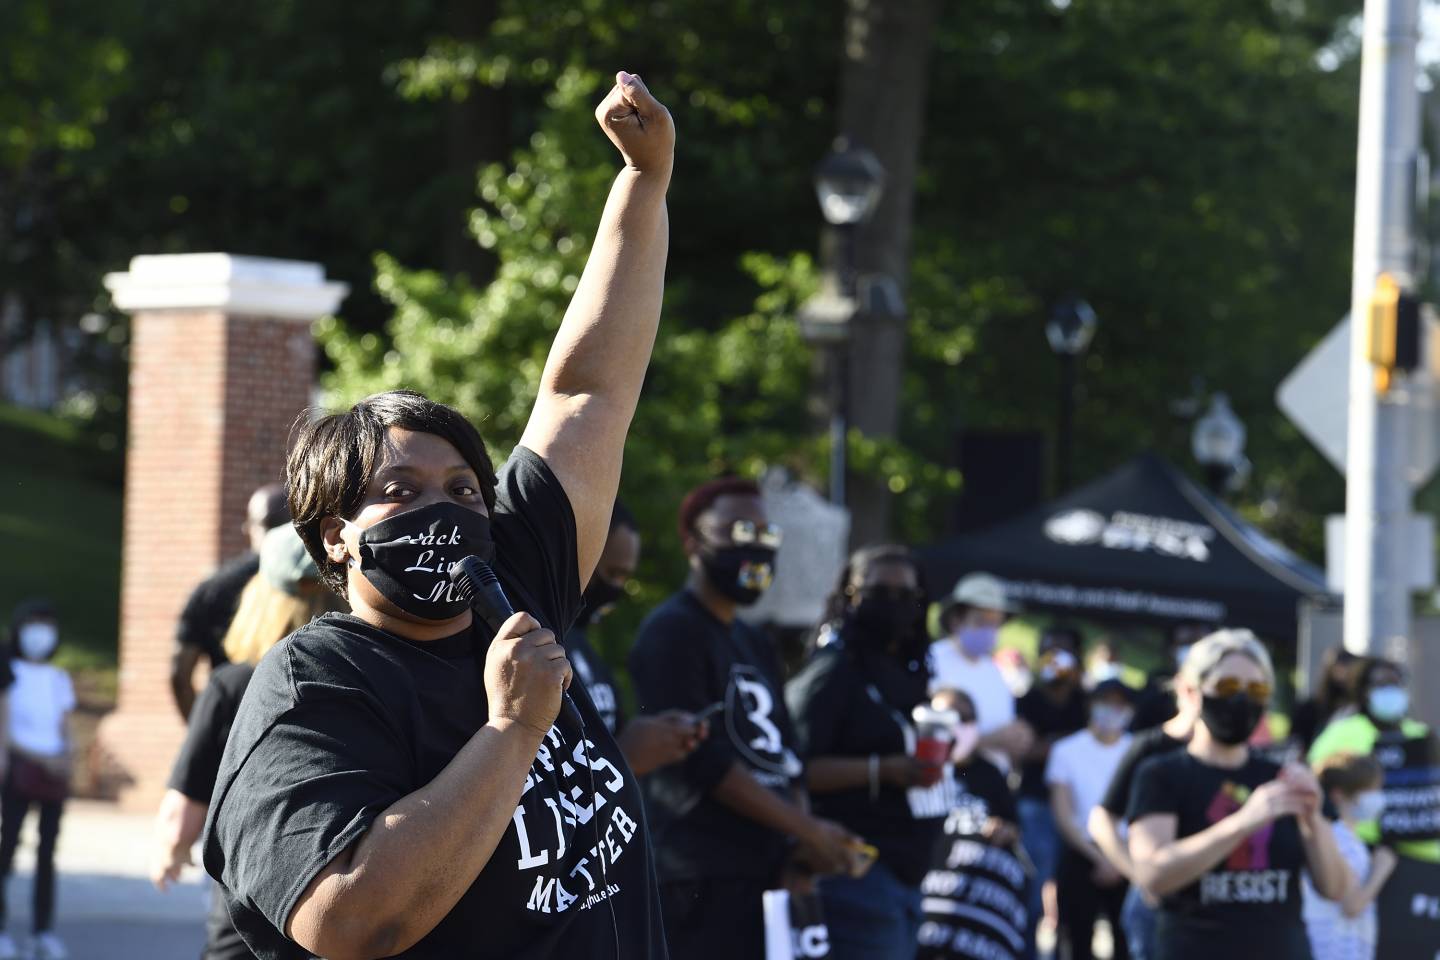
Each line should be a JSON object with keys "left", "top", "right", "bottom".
{"left": 1129, "top": 622, "right": 1210, "bottom": 734}
{"left": 1126, "top": 629, "right": 1347, "bottom": 960}
{"left": 204, "top": 70, "right": 674, "bottom": 960}
{"left": 629, "top": 477, "right": 860, "bottom": 960}
{"left": 1013, "top": 624, "right": 1087, "bottom": 954}
{"left": 1288, "top": 647, "right": 1359, "bottom": 755}
{"left": 786, "top": 545, "right": 938, "bottom": 960}
{"left": 917, "top": 688, "right": 1026, "bottom": 960}
{"left": 1088, "top": 665, "right": 1200, "bottom": 960}
{"left": 152, "top": 525, "right": 330, "bottom": 959}
{"left": 565, "top": 501, "right": 705, "bottom": 775}
{"left": 169, "top": 483, "right": 289, "bottom": 719}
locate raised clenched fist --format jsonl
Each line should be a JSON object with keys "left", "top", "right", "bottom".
{"left": 595, "top": 71, "right": 675, "bottom": 175}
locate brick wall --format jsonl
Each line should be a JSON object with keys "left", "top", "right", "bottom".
{"left": 96, "top": 309, "right": 314, "bottom": 809}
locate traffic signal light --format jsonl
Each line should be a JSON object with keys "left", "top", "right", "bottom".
{"left": 1366, "top": 273, "right": 1422, "bottom": 391}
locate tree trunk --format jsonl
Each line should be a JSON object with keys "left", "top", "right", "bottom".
{"left": 835, "top": 0, "right": 938, "bottom": 546}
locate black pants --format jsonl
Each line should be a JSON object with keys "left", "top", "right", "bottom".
{"left": 0, "top": 778, "right": 63, "bottom": 934}
{"left": 1056, "top": 847, "right": 1129, "bottom": 960}
{"left": 659, "top": 876, "right": 767, "bottom": 960}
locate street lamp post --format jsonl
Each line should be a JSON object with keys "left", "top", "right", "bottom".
{"left": 1192, "top": 393, "right": 1248, "bottom": 494}
{"left": 1045, "top": 297, "right": 1098, "bottom": 492}
{"left": 801, "top": 138, "right": 885, "bottom": 507}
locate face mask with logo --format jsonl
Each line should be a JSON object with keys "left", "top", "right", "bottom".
{"left": 1200, "top": 693, "right": 1265, "bottom": 745}
{"left": 1091, "top": 703, "right": 1133, "bottom": 737}
{"left": 345, "top": 502, "right": 495, "bottom": 620}
{"left": 957, "top": 626, "right": 999, "bottom": 659}
{"left": 17, "top": 622, "right": 58, "bottom": 661}
{"left": 1367, "top": 685, "right": 1409, "bottom": 724}
{"left": 699, "top": 544, "right": 776, "bottom": 607}
{"left": 576, "top": 577, "right": 626, "bottom": 626}
{"left": 1350, "top": 789, "right": 1387, "bottom": 823}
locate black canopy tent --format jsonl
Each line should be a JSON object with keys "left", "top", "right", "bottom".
{"left": 917, "top": 454, "right": 1332, "bottom": 644}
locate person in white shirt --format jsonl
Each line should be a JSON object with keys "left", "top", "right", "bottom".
{"left": 928, "top": 572, "right": 1034, "bottom": 770}
{"left": 1302, "top": 751, "right": 1395, "bottom": 960}
{"left": 1047, "top": 679, "right": 1136, "bottom": 960}
{"left": 0, "top": 600, "right": 75, "bottom": 960}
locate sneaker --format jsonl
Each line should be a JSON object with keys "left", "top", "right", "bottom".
{"left": 31, "top": 933, "right": 66, "bottom": 960}
{"left": 0, "top": 933, "right": 17, "bottom": 960}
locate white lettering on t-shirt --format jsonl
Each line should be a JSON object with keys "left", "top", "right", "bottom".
{"left": 736, "top": 675, "right": 784, "bottom": 755}
{"left": 1200, "top": 869, "right": 1293, "bottom": 905}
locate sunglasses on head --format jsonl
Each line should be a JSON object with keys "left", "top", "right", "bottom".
{"left": 705, "top": 518, "right": 783, "bottom": 549}
{"left": 1208, "top": 676, "right": 1271, "bottom": 705}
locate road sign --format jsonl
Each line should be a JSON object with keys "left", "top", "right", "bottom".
{"left": 1276, "top": 313, "right": 1440, "bottom": 488}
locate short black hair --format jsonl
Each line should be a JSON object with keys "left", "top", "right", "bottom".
{"left": 676, "top": 476, "right": 761, "bottom": 542}
{"left": 1354, "top": 656, "right": 1405, "bottom": 699}
{"left": 287, "top": 390, "right": 499, "bottom": 596}
{"left": 8, "top": 598, "right": 56, "bottom": 645}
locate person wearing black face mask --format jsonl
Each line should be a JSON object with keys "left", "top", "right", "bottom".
{"left": 785, "top": 546, "right": 941, "bottom": 960}
{"left": 202, "top": 67, "right": 677, "bottom": 960}
{"left": 1127, "top": 630, "right": 1348, "bottom": 960}
{"left": 563, "top": 502, "right": 707, "bottom": 775}
{"left": 629, "top": 478, "right": 861, "bottom": 960}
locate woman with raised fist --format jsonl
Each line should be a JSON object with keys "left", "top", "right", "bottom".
{"left": 203, "top": 71, "right": 673, "bottom": 960}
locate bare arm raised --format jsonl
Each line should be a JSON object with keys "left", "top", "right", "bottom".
{"left": 521, "top": 71, "right": 674, "bottom": 584}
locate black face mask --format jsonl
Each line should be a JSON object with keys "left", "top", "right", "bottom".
{"left": 851, "top": 595, "right": 917, "bottom": 650}
{"left": 1201, "top": 694, "right": 1265, "bottom": 746}
{"left": 699, "top": 544, "right": 777, "bottom": 606}
{"left": 576, "top": 577, "right": 626, "bottom": 626}
{"left": 349, "top": 502, "right": 496, "bottom": 620}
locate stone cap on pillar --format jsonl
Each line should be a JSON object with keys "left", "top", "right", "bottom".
{"left": 103, "top": 253, "right": 349, "bottom": 320}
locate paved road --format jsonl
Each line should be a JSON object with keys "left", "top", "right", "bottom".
{"left": 1, "top": 800, "right": 209, "bottom": 959}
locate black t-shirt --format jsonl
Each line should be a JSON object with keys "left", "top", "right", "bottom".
{"left": 786, "top": 640, "right": 944, "bottom": 886}
{"left": 167, "top": 662, "right": 258, "bottom": 960}
{"left": 917, "top": 757, "right": 1025, "bottom": 960}
{"left": 1015, "top": 684, "right": 1087, "bottom": 800}
{"left": 1131, "top": 677, "right": 1178, "bottom": 733}
{"left": 628, "top": 590, "right": 803, "bottom": 883}
{"left": 202, "top": 448, "right": 667, "bottom": 960}
{"left": 169, "top": 663, "right": 255, "bottom": 804}
{"left": 565, "top": 626, "right": 624, "bottom": 735}
{"left": 1099, "top": 726, "right": 1185, "bottom": 817}
{"left": 177, "top": 552, "right": 259, "bottom": 665}
{"left": 1126, "top": 751, "right": 1311, "bottom": 960}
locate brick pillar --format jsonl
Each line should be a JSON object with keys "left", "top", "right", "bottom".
{"left": 98, "top": 255, "right": 347, "bottom": 809}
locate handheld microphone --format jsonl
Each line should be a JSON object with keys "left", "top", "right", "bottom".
{"left": 449, "top": 556, "right": 585, "bottom": 737}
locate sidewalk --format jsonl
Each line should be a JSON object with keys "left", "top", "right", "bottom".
{"left": 4, "top": 800, "right": 208, "bottom": 958}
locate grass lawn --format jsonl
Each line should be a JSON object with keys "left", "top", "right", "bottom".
{"left": 0, "top": 403, "right": 122, "bottom": 673}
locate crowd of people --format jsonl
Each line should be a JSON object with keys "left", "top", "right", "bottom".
{"left": 34, "top": 69, "right": 1420, "bottom": 960}
{"left": 132, "top": 452, "right": 1436, "bottom": 960}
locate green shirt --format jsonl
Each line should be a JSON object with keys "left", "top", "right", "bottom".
{"left": 1309, "top": 712, "right": 1440, "bottom": 862}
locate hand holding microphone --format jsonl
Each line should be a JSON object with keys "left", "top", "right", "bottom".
{"left": 450, "top": 557, "right": 584, "bottom": 738}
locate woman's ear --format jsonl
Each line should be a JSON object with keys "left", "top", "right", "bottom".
{"left": 321, "top": 517, "right": 351, "bottom": 564}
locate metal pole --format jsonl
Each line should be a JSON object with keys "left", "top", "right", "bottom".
{"left": 830, "top": 347, "right": 847, "bottom": 506}
{"left": 1344, "top": 0, "right": 1419, "bottom": 656}
{"left": 830, "top": 224, "right": 858, "bottom": 508}
{"left": 1057, "top": 351, "right": 1075, "bottom": 493}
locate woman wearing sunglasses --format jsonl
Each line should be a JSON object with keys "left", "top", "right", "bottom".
{"left": 786, "top": 545, "right": 941, "bottom": 960}
{"left": 1127, "top": 629, "right": 1348, "bottom": 960}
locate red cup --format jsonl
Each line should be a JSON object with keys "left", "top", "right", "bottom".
{"left": 914, "top": 736, "right": 950, "bottom": 786}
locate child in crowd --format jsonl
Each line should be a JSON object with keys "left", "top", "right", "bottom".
{"left": 1302, "top": 752, "right": 1395, "bottom": 960}
{"left": 0, "top": 600, "right": 75, "bottom": 960}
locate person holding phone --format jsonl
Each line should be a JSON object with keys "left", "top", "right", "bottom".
{"left": 786, "top": 545, "right": 940, "bottom": 960}
{"left": 1127, "top": 630, "right": 1349, "bottom": 960}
